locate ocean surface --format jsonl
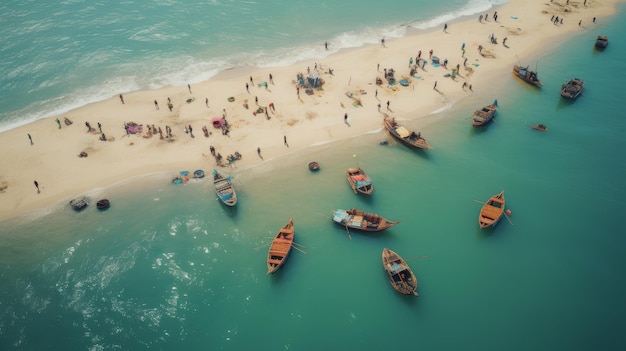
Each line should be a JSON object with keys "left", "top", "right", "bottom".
{"left": 2, "top": 1, "right": 626, "bottom": 350}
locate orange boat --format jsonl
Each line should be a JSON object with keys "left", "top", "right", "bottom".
{"left": 531, "top": 124, "right": 548, "bottom": 132}
{"left": 267, "top": 218, "right": 295, "bottom": 274}
{"left": 382, "top": 248, "right": 418, "bottom": 296}
{"left": 478, "top": 190, "right": 506, "bottom": 229}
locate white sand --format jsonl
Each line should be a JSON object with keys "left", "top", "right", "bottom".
{"left": 0, "top": 0, "right": 619, "bottom": 220}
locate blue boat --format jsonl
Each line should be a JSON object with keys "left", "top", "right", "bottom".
{"left": 212, "top": 170, "right": 237, "bottom": 206}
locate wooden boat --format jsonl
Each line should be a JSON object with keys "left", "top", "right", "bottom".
{"left": 308, "top": 161, "right": 320, "bottom": 171}
{"left": 595, "top": 35, "right": 608, "bottom": 49}
{"left": 382, "top": 248, "right": 418, "bottom": 296}
{"left": 96, "top": 199, "right": 110, "bottom": 210}
{"left": 70, "top": 196, "right": 89, "bottom": 211}
{"left": 472, "top": 103, "right": 497, "bottom": 127}
{"left": 346, "top": 167, "right": 374, "bottom": 195}
{"left": 383, "top": 117, "right": 431, "bottom": 149}
{"left": 531, "top": 124, "right": 548, "bottom": 131}
{"left": 478, "top": 190, "right": 506, "bottom": 229}
{"left": 212, "top": 170, "right": 237, "bottom": 206}
{"left": 513, "top": 65, "right": 542, "bottom": 87}
{"left": 560, "top": 78, "right": 584, "bottom": 99}
{"left": 267, "top": 218, "right": 295, "bottom": 274}
{"left": 332, "top": 208, "right": 399, "bottom": 232}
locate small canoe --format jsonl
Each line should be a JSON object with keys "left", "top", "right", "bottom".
{"left": 70, "top": 196, "right": 89, "bottom": 211}
{"left": 472, "top": 104, "right": 497, "bottom": 127}
{"left": 479, "top": 190, "right": 506, "bottom": 229}
{"left": 383, "top": 117, "right": 431, "bottom": 149}
{"left": 96, "top": 199, "right": 110, "bottom": 210}
{"left": 332, "top": 208, "right": 399, "bottom": 232}
{"left": 382, "top": 248, "right": 419, "bottom": 296}
{"left": 346, "top": 167, "right": 374, "bottom": 195}
{"left": 212, "top": 170, "right": 237, "bottom": 206}
{"left": 531, "top": 124, "right": 548, "bottom": 131}
{"left": 267, "top": 218, "right": 295, "bottom": 274}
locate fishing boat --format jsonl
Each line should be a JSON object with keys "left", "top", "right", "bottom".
{"left": 531, "top": 124, "right": 548, "bottom": 131}
{"left": 332, "top": 208, "right": 399, "bottom": 232}
{"left": 478, "top": 190, "right": 506, "bottom": 229}
{"left": 383, "top": 117, "right": 431, "bottom": 149}
{"left": 212, "top": 170, "right": 237, "bottom": 206}
{"left": 472, "top": 103, "right": 497, "bottom": 127}
{"left": 382, "top": 248, "right": 419, "bottom": 296}
{"left": 267, "top": 218, "right": 295, "bottom": 274}
{"left": 70, "top": 196, "right": 89, "bottom": 211}
{"left": 595, "top": 35, "right": 608, "bottom": 49}
{"left": 513, "top": 65, "right": 542, "bottom": 87}
{"left": 346, "top": 167, "right": 374, "bottom": 195}
{"left": 560, "top": 78, "right": 584, "bottom": 99}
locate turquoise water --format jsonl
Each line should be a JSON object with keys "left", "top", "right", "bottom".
{"left": 2, "top": 2, "right": 626, "bottom": 351}
{"left": 0, "top": 0, "right": 503, "bottom": 132}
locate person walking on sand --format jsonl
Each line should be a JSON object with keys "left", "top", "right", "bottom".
{"left": 154, "top": 100, "right": 159, "bottom": 110}
{"left": 246, "top": 83, "right": 249, "bottom": 93}
{"left": 55, "top": 118, "right": 61, "bottom": 129}
{"left": 187, "top": 84, "right": 192, "bottom": 93}
{"left": 257, "top": 147, "right": 262, "bottom": 159}
{"left": 284, "top": 135, "right": 288, "bottom": 147}
{"left": 269, "top": 73, "right": 273, "bottom": 84}
{"left": 381, "top": 37, "right": 385, "bottom": 47}
{"left": 429, "top": 49, "right": 433, "bottom": 59}
{"left": 28, "top": 133, "right": 33, "bottom": 145}
{"left": 386, "top": 100, "right": 390, "bottom": 111}
{"left": 443, "top": 23, "right": 448, "bottom": 32}
{"left": 433, "top": 81, "right": 437, "bottom": 90}
{"left": 205, "top": 98, "right": 209, "bottom": 107}
{"left": 85, "top": 122, "right": 92, "bottom": 132}
{"left": 344, "top": 113, "right": 348, "bottom": 124}
{"left": 97, "top": 122, "right": 102, "bottom": 133}
{"left": 325, "top": 41, "right": 328, "bottom": 50}
{"left": 250, "top": 76, "right": 254, "bottom": 85}
{"left": 119, "top": 94, "right": 125, "bottom": 104}
{"left": 34, "top": 180, "right": 40, "bottom": 194}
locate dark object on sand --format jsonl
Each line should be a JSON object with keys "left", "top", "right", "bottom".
{"left": 560, "top": 78, "right": 584, "bottom": 99}
{"left": 96, "top": 199, "right": 110, "bottom": 210}
{"left": 308, "top": 162, "right": 320, "bottom": 171}
{"left": 70, "top": 196, "right": 89, "bottom": 211}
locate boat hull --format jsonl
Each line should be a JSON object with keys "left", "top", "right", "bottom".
{"left": 382, "top": 248, "right": 418, "bottom": 296}
{"left": 267, "top": 218, "right": 295, "bottom": 274}
{"left": 213, "top": 170, "right": 237, "bottom": 206}
{"left": 478, "top": 190, "right": 506, "bottom": 229}
{"left": 332, "top": 208, "right": 399, "bottom": 232}
{"left": 383, "top": 117, "right": 431, "bottom": 149}
{"left": 346, "top": 167, "right": 374, "bottom": 195}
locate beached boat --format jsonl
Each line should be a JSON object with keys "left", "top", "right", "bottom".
{"left": 332, "top": 208, "right": 399, "bottom": 232}
{"left": 472, "top": 103, "right": 497, "bottom": 127}
{"left": 560, "top": 78, "right": 584, "bottom": 99}
{"left": 383, "top": 117, "right": 431, "bottom": 149}
{"left": 96, "top": 199, "right": 110, "bottom": 210}
{"left": 267, "top": 218, "right": 295, "bottom": 274}
{"left": 531, "top": 124, "right": 548, "bottom": 131}
{"left": 595, "top": 35, "right": 608, "bottom": 49}
{"left": 382, "top": 248, "right": 418, "bottom": 296}
{"left": 212, "top": 170, "right": 237, "bottom": 206}
{"left": 308, "top": 161, "right": 320, "bottom": 171}
{"left": 346, "top": 167, "right": 374, "bottom": 195}
{"left": 70, "top": 196, "right": 89, "bottom": 211}
{"left": 513, "top": 65, "right": 542, "bottom": 87}
{"left": 478, "top": 190, "right": 506, "bottom": 229}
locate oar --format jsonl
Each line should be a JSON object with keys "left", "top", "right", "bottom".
{"left": 292, "top": 245, "right": 307, "bottom": 255}
{"left": 344, "top": 224, "right": 352, "bottom": 240}
{"left": 405, "top": 256, "right": 429, "bottom": 261}
{"left": 503, "top": 212, "right": 514, "bottom": 226}
{"left": 292, "top": 242, "right": 307, "bottom": 248}
{"left": 253, "top": 242, "right": 269, "bottom": 250}
{"left": 473, "top": 199, "right": 485, "bottom": 205}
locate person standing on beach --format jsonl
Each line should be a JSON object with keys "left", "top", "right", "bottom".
{"left": 28, "top": 133, "right": 33, "bottom": 145}
{"left": 85, "top": 122, "right": 92, "bottom": 132}
{"left": 246, "top": 83, "right": 249, "bottom": 93}
{"left": 433, "top": 81, "right": 437, "bottom": 90}
{"left": 325, "top": 41, "right": 329, "bottom": 50}
{"left": 250, "top": 76, "right": 254, "bottom": 85}
{"left": 284, "top": 135, "right": 288, "bottom": 147}
{"left": 443, "top": 23, "right": 448, "bottom": 32}
{"left": 154, "top": 100, "right": 159, "bottom": 110}
{"left": 55, "top": 118, "right": 61, "bottom": 129}
{"left": 464, "top": 57, "right": 468, "bottom": 66}
{"left": 97, "top": 122, "right": 102, "bottom": 132}
{"left": 257, "top": 147, "right": 262, "bottom": 159}
{"left": 206, "top": 97, "right": 209, "bottom": 106}
{"left": 269, "top": 73, "right": 273, "bottom": 84}
{"left": 187, "top": 84, "right": 192, "bottom": 93}
{"left": 34, "top": 180, "right": 40, "bottom": 194}
{"left": 381, "top": 37, "right": 385, "bottom": 47}
{"left": 119, "top": 94, "right": 124, "bottom": 104}
{"left": 429, "top": 49, "right": 433, "bottom": 59}
{"left": 386, "top": 100, "right": 390, "bottom": 111}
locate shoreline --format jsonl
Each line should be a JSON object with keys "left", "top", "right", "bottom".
{"left": 0, "top": 0, "right": 620, "bottom": 221}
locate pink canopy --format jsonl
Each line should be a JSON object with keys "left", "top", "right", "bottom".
{"left": 212, "top": 117, "right": 225, "bottom": 128}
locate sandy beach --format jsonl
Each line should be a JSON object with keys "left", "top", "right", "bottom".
{"left": 0, "top": 0, "right": 619, "bottom": 220}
